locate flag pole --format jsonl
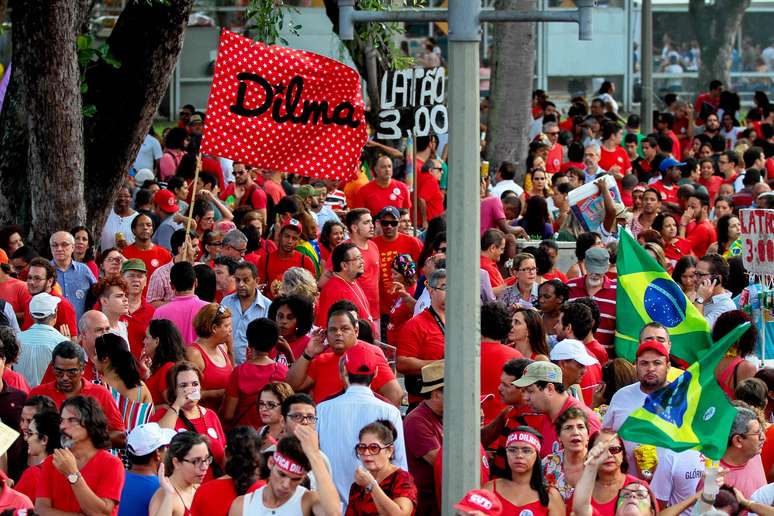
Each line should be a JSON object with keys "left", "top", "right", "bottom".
{"left": 183, "top": 155, "right": 202, "bottom": 254}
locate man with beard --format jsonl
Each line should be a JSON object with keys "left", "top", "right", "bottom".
{"left": 29, "top": 341, "right": 126, "bottom": 448}
{"left": 221, "top": 262, "right": 271, "bottom": 364}
{"left": 372, "top": 206, "right": 422, "bottom": 331}
{"left": 315, "top": 243, "right": 372, "bottom": 330}
{"left": 567, "top": 248, "right": 617, "bottom": 352}
{"left": 219, "top": 162, "right": 268, "bottom": 223}
{"left": 121, "top": 259, "right": 155, "bottom": 358}
{"left": 256, "top": 219, "right": 316, "bottom": 299}
{"left": 100, "top": 184, "right": 138, "bottom": 250}
{"left": 352, "top": 155, "right": 412, "bottom": 216}
{"left": 35, "top": 396, "right": 125, "bottom": 515}
{"left": 22, "top": 257, "right": 78, "bottom": 336}
{"left": 121, "top": 214, "right": 172, "bottom": 288}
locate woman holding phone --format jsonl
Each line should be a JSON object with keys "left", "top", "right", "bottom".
{"left": 151, "top": 361, "right": 227, "bottom": 483}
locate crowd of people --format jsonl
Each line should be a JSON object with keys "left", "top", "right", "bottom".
{"left": 0, "top": 80, "right": 773, "bottom": 515}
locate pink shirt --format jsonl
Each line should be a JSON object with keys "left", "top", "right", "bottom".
{"left": 480, "top": 196, "right": 505, "bottom": 236}
{"left": 151, "top": 294, "right": 209, "bottom": 344}
{"left": 719, "top": 455, "right": 767, "bottom": 498}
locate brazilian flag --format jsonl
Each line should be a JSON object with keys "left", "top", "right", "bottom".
{"left": 615, "top": 229, "right": 711, "bottom": 363}
{"left": 619, "top": 323, "right": 749, "bottom": 460}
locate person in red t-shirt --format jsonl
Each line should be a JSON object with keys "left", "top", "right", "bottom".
{"left": 480, "top": 303, "right": 523, "bottom": 424}
{"left": 598, "top": 123, "right": 632, "bottom": 188}
{"left": 262, "top": 169, "right": 286, "bottom": 206}
{"left": 121, "top": 259, "right": 155, "bottom": 358}
{"left": 679, "top": 190, "right": 717, "bottom": 257}
{"left": 121, "top": 214, "right": 172, "bottom": 294}
{"left": 351, "top": 156, "right": 411, "bottom": 216}
{"left": 257, "top": 219, "right": 316, "bottom": 299}
{"left": 699, "top": 158, "right": 724, "bottom": 203}
{"left": 341, "top": 208, "right": 381, "bottom": 324}
{"left": 397, "top": 269, "right": 446, "bottom": 406}
{"left": 21, "top": 257, "right": 78, "bottom": 335}
{"left": 480, "top": 229, "right": 506, "bottom": 296}
{"left": 220, "top": 162, "right": 268, "bottom": 222}
{"left": 650, "top": 157, "right": 684, "bottom": 211}
{"left": 286, "top": 309, "right": 402, "bottom": 405}
{"left": 317, "top": 243, "right": 374, "bottom": 332}
{"left": 0, "top": 265, "right": 30, "bottom": 322}
{"left": 36, "top": 396, "right": 125, "bottom": 515}
{"left": 544, "top": 122, "right": 564, "bottom": 173}
{"left": 417, "top": 159, "right": 445, "bottom": 229}
{"left": 373, "top": 206, "right": 422, "bottom": 318}
{"left": 693, "top": 80, "right": 723, "bottom": 125}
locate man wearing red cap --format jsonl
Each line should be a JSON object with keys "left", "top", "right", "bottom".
{"left": 317, "top": 345, "right": 407, "bottom": 506}
{"left": 256, "top": 219, "right": 316, "bottom": 299}
{"left": 151, "top": 189, "right": 183, "bottom": 251}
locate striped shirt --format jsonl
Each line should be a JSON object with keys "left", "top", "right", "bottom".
{"left": 17, "top": 324, "right": 68, "bottom": 387}
{"left": 146, "top": 260, "right": 174, "bottom": 305}
{"left": 567, "top": 275, "right": 617, "bottom": 352}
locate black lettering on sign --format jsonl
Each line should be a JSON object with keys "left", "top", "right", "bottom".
{"left": 229, "top": 73, "right": 360, "bottom": 128}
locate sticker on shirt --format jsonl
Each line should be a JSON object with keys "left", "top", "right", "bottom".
{"left": 520, "top": 510, "right": 534, "bottom": 516}
{"left": 553, "top": 159, "right": 560, "bottom": 166}
{"left": 151, "top": 259, "right": 160, "bottom": 267}
{"left": 207, "top": 427, "right": 219, "bottom": 439}
{"left": 390, "top": 194, "right": 397, "bottom": 200}
{"left": 393, "top": 187, "right": 401, "bottom": 196}
{"left": 75, "top": 289, "right": 85, "bottom": 299}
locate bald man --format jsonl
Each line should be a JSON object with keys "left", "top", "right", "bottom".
{"left": 38, "top": 310, "right": 111, "bottom": 385}
{"left": 50, "top": 231, "right": 96, "bottom": 319}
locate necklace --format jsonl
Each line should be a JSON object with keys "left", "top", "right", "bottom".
{"left": 171, "top": 479, "right": 193, "bottom": 512}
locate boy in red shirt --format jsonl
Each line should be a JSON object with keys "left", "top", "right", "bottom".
{"left": 256, "top": 219, "right": 316, "bottom": 299}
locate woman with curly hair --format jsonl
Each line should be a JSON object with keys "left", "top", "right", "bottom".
{"left": 189, "top": 426, "right": 266, "bottom": 515}
{"left": 387, "top": 254, "right": 418, "bottom": 343}
{"left": 318, "top": 221, "right": 346, "bottom": 264}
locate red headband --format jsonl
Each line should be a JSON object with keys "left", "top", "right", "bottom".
{"left": 272, "top": 451, "right": 307, "bottom": 476}
{"left": 506, "top": 431, "right": 541, "bottom": 453}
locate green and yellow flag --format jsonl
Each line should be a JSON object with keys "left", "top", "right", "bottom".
{"left": 615, "top": 229, "right": 711, "bottom": 363}
{"left": 619, "top": 323, "right": 749, "bottom": 460}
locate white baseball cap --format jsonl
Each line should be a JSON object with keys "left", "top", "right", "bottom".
{"left": 550, "top": 339, "right": 598, "bottom": 366}
{"left": 29, "top": 293, "right": 61, "bottom": 319}
{"left": 127, "top": 423, "right": 177, "bottom": 456}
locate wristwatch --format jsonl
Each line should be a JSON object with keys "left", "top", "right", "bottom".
{"left": 67, "top": 471, "right": 81, "bottom": 484}
{"left": 694, "top": 296, "right": 704, "bottom": 304}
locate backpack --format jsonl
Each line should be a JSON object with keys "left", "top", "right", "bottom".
{"left": 0, "top": 299, "right": 10, "bottom": 328}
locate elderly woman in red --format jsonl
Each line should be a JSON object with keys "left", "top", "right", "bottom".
{"left": 482, "top": 426, "right": 565, "bottom": 515}
{"left": 346, "top": 420, "right": 416, "bottom": 515}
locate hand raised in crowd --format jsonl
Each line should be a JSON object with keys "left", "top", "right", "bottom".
{"left": 304, "top": 327, "right": 327, "bottom": 358}
{"left": 157, "top": 463, "right": 176, "bottom": 495}
{"left": 294, "top": 424, "right": 320, "bottom": 455}
{"left": 276, "top": 335, "right": 295, "bottom": 362}
{"left": 52, "top": 448, "right": 78, "bottom": 476}
{"left": 354, "top": 465, "right": 377, "bottom": 488}
{"left": 585, "top": 431, "right": 616, "bottom": 467}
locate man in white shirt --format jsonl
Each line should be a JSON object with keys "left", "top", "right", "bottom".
{"left": 132, "top": 132, "right": 163, "bottom": 173}
{"left": 317, "top": 346, "right": 407, "bottom": 507}
{"left": 490, "top": 162, "right": 524, "bottom": 199}
{"left": 17, "top": 293, "right": 67, "bottom": 386}
{"left": 693, "top": 254, "right": 737, "bottom": 329}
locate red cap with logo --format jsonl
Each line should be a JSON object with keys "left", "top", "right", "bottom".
{"left": 343, "top": 345, "right": 377, "bottom": 376}
{"left": 154, "top": 189, "right": 180, "bottom": 214}
{"left": 635, "top": 341, "right": 669, "bottom": 359}
{"left": 281, "top": 218, "right": 303, "bottom": 234}
{"left": 454, "top": 489, "right": 503, "bottom": 515}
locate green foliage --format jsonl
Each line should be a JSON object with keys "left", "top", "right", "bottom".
{"left": 76, "top": 33, "right": 122, "bottom": 118}
{"left": 246, "top": 0, "right": 302, "bottom": 46}
{"left": 356, "top": 0, "right": 420, "bottom": 70}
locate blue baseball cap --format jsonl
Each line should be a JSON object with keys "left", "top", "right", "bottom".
{"left": 659, "top": 157, "right": 686, "bottom": 172}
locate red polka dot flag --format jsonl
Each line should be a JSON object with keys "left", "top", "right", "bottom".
{"left": 201, "top": 30, "right": 367, "bottom": 182}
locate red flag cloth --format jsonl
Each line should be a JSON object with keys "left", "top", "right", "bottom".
{"left": 201, "top": 30, "right": 367, "bottom": 182}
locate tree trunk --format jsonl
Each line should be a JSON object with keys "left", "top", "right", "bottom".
{"left": 485, "top": 0, "right": 536, "bottom": 185}
{"left": 82, "top": 0, "right": 194, "bottom": 238}
{"left": 0, "top": 0, "right": 89, "bottom": 248}
{"left": 689, "top": 0, "right": 750, "bottom": 89}
{"left": 0, "top": 0, "right": 193, "bottom": 249}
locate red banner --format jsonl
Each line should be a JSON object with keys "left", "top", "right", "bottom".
{"left": 201, "top": 30, "right": 367, "bottom": 181}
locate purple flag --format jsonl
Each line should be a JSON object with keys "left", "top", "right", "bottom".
{"left": 0, "top": 62, "right": 11, "bottom": 114}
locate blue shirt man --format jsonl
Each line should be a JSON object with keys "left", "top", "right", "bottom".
{"left": 50, "top": 231, "right": 96, "bottom": 320}
{"left": 220, "top": 262, "right": 271, "bottom": 364}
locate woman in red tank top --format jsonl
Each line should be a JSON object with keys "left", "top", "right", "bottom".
{"left": 571, "top": 430, "right": 655, "bottom": 516}
{"left": 186, "top": 303, "right": 234, "bottom": 411}
{"left": 482, "top": 426, "right": 565, "bottom": 516}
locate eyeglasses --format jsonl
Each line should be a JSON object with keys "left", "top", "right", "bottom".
{"left": 608, "top": 445, "right": 624, "bottom": 454}
{"left": 207, "top": 241, "right": 223, "bottom": 247}
{"left": 505, "top": 446, "right": 535, "bottom": 456}
{"left": 432, "top": 167, "right": 444, "bottom": 171}
{"left": 181, "top": 456, "right": 214, "bottom": 468}
{"left": 430, "top": 284, "right": 447, "bottom": 291}
{"left": 105, "top": 257, "right": 123, "bottom": 264}
{"left": 227, "top": 245, "right": 247, "bottom": 256}
{"left": 258, "top": 400, "right": 280, "bottom": 410}
{"left": 742, "top": 430, "right": 765, "bottom": 440}
{"left": 54, "top": 367, "right": 81, "bottom": 377}
{"left": 286, "top": 413, "right": 317, "bottom": 424}
{"left": 518, "top": 267, "right": 537, "bottom": 273}
{"left": 355, "top": 442, "right": 393, "bottom": 455}
{"left": 619, "top": 490, "right": 650, "bottom": 501}
{"left": 546, "top": 131, "right": 560, "bottom": 136}
{"left": 380, "top": 220, "right": 399, "bottom": 227}
{"left": 692, "top": 271, "right": 712, "bottom": 277}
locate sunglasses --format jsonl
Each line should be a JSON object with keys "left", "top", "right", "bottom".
{"left": 380, "top": 220, "right": 398, "bottom": 227}
{"left": 608, "top": 445, "right": 624, "bottom": 455}
{"left": 355, "top": 442, "right": 393, "bottom": 455}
